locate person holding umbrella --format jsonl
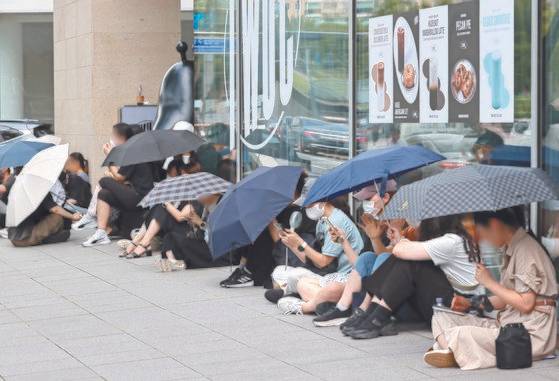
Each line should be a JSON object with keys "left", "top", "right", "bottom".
{"left": 425, "top": 207, "right": 558, "bottom": 370}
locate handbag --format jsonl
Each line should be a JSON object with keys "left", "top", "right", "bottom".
{"left": 495, "top": 323, "right": 532, "bottom": 369}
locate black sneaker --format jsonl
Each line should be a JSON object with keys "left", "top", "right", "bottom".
{"left": 313, "top": 307, "right": 352, "bottom": 327}
{"left": 340, "top": 308, "right": 366, "bottom": 335}
{"left": 315, "top": 301, "right": 336, "bottom": 317}
{"left": 220, "top": 267, "right": 254, "bottom": 288}
{"left": 264, "top": 288, "right": 285, "bottom": 303}
{"left": 349, "top": 316, "right": 398, "bottom": 340}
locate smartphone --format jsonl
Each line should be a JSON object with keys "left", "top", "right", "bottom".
{"left": 324, "top": 217, "right": 342, "bottom": 243}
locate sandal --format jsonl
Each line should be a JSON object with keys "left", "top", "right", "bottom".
{"left": 119, "top": 242, "right": 136, "bottom": 258}
{"left": 167, "top": 259, "right": 186, "bottom": 271}
{"left": 127, "top": 243, "right": 152, "bottom": 259}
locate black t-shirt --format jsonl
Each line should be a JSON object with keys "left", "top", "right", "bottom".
{"left": 1, "top": 175, "right": 15, "bottom": 204}
{"left": 118, "top": 163, "right": 155, "bottom": 197}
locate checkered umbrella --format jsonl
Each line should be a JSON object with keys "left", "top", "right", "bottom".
{"left": 382, "top": 164, "right": 557, "bottom": 221}
{"left": 139, "top": 172, "right": 231, "bottom": 208}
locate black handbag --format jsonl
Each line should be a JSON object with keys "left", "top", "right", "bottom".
{"left": 496, "top": 323, "right": 532, "bottom": 369}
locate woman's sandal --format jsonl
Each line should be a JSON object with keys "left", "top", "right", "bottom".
{"left": 119, "top": 242, "right": 136, "bottom": 258}
{"left": 127, "top": 244, "right": 152, "bottom": 259}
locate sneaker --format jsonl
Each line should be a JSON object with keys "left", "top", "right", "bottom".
{"left": 423, "top": 348, "right": 459, "bottom": 368}
{"left": 277, "top": 296, "right": 304, "bottom": 315}
{"left": 313, "top": 307, "right": 352, "bottom": 327}
{"left": 72, "top": 213, "right": 97, "bottom": 231}
{"left": 315, "top": 301, "right": 336, "bottom": 317}
{"left": 349, "top": 316, "right": 398, "bottom": 340}
{"left": 82, "top": 229, "right": 111, "bottom": 247}
{"left": 340, "top": 308, "right": 366, "bottom": 336}
{"left": 220, "top": 267, "right": 254, "bottom": 288}
{"left": 264, "top": 288, "right": 285, "bottom": 303}
{"left": 0, "top": 228, "right": 8, "bottom": 239}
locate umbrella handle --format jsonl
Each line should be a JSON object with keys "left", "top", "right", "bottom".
{"left": 285, "top": 246, "right": 288, "bottom": 270}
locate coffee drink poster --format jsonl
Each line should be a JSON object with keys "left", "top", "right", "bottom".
{"left": 419, "top": 5, "right": 448, "bottom": 123}
{"left": 369, "top": 15, "right": 393, "bottom": 124}
{"left": 479, "top": 0, "right": 514, "bottom": 123}
{"left": 393, "top": 12, "right": 419, "bottom": 122}
{"left": 449, "top": 1, "right": 479, "bottom": 123}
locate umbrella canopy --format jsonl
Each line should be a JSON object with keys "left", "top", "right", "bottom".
{"left": 139, "top": 172, "right": 232, "bottom": 208}
{"left": 207, "top": 166, "right": 303, "bottom": 258}
{"left": 381, "top": 164, "right": 557, "bottom": 221}
{"left": 489, "top": 145, "right": 531, "bottom": 167}
{"left": 6, "top": 144, "right": 69, "bottom": 227}
{"left": 102, "top": 130, "right": 205, "bottom": 167}
{"left": 0, "top": 140, "right": 53, "bottom": 168}
{"left": 302, "top": 145, "right": 445, "bottom": 206}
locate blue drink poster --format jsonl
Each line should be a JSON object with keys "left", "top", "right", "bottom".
{"left": 479, "top": 0, "right": 514, "bottom": 123}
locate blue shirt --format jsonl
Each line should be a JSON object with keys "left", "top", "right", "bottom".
{"left": 316, "top": 208, "right": 364, "bottom": 274}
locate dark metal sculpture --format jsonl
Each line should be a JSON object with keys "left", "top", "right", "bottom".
{"left": 152, "top": 41, "right": 194, "bottom": 130}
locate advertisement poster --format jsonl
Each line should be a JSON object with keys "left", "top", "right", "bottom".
{"left": 369, "top": 15, "right": 394, "bottom": 124}
{"left": 393, "top": 12, "right": 419, "bottom": 123}
{"left": 419, "top": 5, "right": 449, "bottom": 123}
{"left": 449, "top": 1, "right": 479, "bottom": 122}
{"left": 479, "top": 0, "right": 514, "bottom": 123}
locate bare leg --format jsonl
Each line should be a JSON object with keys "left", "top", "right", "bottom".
{"left": 298, "top": 280, "right": 344, "bottom": 314}
{"left": 96, "top": 199, "right": 111, "bottom": 231}
{"left": 133, "top": 219, "right": 160, "bottom": 255}
{"left": 371, "top": 295, "right": 392, "bottom": 312}
{"left": 337, "top": 270, "right": 361, "bottom": 309}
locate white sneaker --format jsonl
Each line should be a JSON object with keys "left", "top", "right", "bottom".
{"left": 277, "top": 296, "right": 304, "bottom": 315}
{"left": 72, "top": 213, "right": 97, "bottom": 231}
{"left": 0, "top": 228, "right": 8, "bottom": 239}
{"left": 82, "top": 229, "right": 111, "bottom": 247}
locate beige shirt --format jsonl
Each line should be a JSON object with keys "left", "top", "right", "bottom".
{"left": 498, "top": 228, "right": 558, "bottom": 359}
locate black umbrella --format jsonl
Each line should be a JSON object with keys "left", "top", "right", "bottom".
{"left": 102, "top": 130, "right": 205, "bottom": 167}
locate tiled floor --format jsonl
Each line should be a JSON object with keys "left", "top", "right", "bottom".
{"left": 0, "top": 231, "right": 557, "bottom": 380}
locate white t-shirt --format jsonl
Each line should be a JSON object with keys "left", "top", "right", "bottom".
{"left": 423, "top": 233, "right": 481, "bottom": 295}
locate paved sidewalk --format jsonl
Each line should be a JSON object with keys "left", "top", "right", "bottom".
{"left": 0, "top": 231, "right": 557, "bottom": 381}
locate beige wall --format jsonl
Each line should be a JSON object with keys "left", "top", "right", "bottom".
{"left": 54, "top": 0, "right": 180, "bottom": 182}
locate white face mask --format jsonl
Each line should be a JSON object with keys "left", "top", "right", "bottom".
{"left": 362, "top": 200, "right": 380, "bottom": 216}
{"left": 182, "top": 155, "right": 190, "bottom": 164}
{"left": 306, "top": 203, "right": 325, "bottom": 221}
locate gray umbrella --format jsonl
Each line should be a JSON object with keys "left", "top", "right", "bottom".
{"left": 102, "top": 130, "right": 205, "bottom": 167}
{"left": 382, "top": 164, "right": 557, "bottom": 221}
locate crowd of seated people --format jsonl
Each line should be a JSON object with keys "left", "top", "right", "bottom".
{"left": 3, "top": 121, "right": 557, "bottom": 373}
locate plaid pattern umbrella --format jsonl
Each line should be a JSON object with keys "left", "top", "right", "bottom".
{"left": 139, "top": 172, "right": 231, "bottom": 208}
{"left": 382, "top": 164, "right": 557, "bottom": 221}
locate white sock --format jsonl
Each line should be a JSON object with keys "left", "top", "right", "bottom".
{"left": 336, "top": 302, "right": 349, "bottom": 311}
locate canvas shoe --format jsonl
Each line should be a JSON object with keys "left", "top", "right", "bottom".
{"left": 82, "top": 229, "right": 111, "bottom": 247}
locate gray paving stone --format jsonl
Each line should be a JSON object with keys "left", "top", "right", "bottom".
{"left": 0, "top": 358, "right": 85, "bottom": 378}
{"left": 4, "top": 367, "right": 101, "bottom": 381}
{"left": 92, "top": 357, "right": 202, "bottom": 381}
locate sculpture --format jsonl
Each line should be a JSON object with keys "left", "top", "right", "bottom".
{"left": 152, "top": 41, "right": 194, "bottom": 130}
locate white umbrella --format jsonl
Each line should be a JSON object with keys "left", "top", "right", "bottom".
{"left": 6, "top": 144, "right": 69, "bottom": 227}
{"left": 32, "top": 135, "right": 62, "bottom": 145}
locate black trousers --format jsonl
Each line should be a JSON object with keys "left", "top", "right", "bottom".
{"left": 362, "top": 255, "right": 454, "bottom": 323}
{"left": 98, "top": 177, "right": 142, "bottom": 211}
{"left": 146, "top": 205, "right": 188, "bottom": 235}
{"left": 243, "top": 231, "right": 275, "bottom": 286}
{"left": 162, "top": 231, "right": 229, "bottom": 269}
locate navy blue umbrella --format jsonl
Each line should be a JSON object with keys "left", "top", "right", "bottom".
{"left": 489, "top": 145, "right": 531, "bottom": 167}
{"left": 207, "top": 166, "right": 303, "bottom": 259}
{"left": 303, "top": 145, "right": 445, "bottom": 206}
{"left": 0, "top": 140, "right": 53, "bottom": 168}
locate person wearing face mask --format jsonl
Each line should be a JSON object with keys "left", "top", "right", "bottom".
{"left": 425, "top": 207, "right": 558, "bottom": 370}
{"left": 272, "top": 199, "right": 364, "bottom": 315}
{"left": 313, "top": 181, "right": 418, "bottom": 328}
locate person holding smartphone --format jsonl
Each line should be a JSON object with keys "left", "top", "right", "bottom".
{"left": 272, "top": 198, "right": 364, "bottom": 315}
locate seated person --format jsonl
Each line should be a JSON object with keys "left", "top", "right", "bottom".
{"left": 312, "top": 182, "right": 417, "bottom": 327}
{"left": 65, "top": 152, "right": 90, "bottom": 183}
{"left": 347, "top": 214, "right": 481, "bottom": 340}
{"left": 158, "top": 193, "right": 229, "bottom": 271}
{"left": 0, "top": 167, "right": 18, "bottom": 228}
{"left": 73, "top": 123, "right": 138, "bottom": 231}
{"left": 273, "top": 199, "right": 364, "bottom": 315}
{"left": 82, "top": 143, "right": 156, "bottom": 247}
{"left": 9, "top": 184, "right": 81, "bottom": 247}
{"left": 425, "top": 208, "right": 558, "bottom": 370}
{"left": 219, "top": 173, "right": 310, "bottom": 289}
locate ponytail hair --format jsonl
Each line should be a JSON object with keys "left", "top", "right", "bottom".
{"left": 69, "top": 152, "right": 89, "bottom": 174}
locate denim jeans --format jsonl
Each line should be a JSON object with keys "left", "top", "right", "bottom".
{"left": 354, "top": 251, "right": 391, "bottom": 278}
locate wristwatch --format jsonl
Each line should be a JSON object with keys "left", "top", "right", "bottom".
{"left": 297, "top": 241, "right": 307, "bottom": 252}
{"left": 199, "top": 222, "right": 207, "bottom": 230}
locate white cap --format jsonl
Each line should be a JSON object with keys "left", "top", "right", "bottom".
{"left": 173, "top": 121, "right": 194, "bottom": 133}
